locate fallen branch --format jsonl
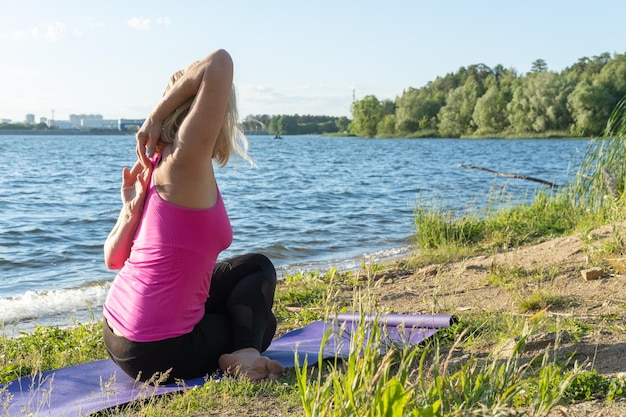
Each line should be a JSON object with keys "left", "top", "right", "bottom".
{"left": 458, "top": 164, "right": 558, "bottom": 188}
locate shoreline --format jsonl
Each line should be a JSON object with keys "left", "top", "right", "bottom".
{"left": 0, "top": 245, "right": 413, "bottom": 336}
{"left": 0, "top": 129, "right": 593, "bottom": 140}
{"left": 0, "top": 129, "right": 133, "bottom": 136}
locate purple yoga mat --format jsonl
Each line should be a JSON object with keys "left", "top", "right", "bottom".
{"left": 2, "top": 314, "right": 455, "bottom": 416}
{"left": 1, "top": 359, "right": 206, "bottom": 417}
{"left": 335, "top": 313, "right": 457, "bottom": 328}
{"left": 264, "top": 313, "right": 457, "bottom": 368}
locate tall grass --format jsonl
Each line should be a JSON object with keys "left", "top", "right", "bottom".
{"left": 293, "top": 305, "right": 584, "bottom": 416}
{"left": 415, "top": 95, "right": 626, "bottom": 260}
{"left": 570, "top": 96, "right": 626, "bottom": 213}
{"left": 295, "top": 312, "right": 423, "bottom": 417}
{"left": 415, "top": 190, "right": 583, "bottom": 262}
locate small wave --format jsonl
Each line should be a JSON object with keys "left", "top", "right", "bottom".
{"left": 276, "top": 246, "right": 413, "bottom": 278}
{"left": 0, "top": 284, "right": 110, "bottom": 325}
{"left": 251, "top": 243, "right": 318, "bottom": 261}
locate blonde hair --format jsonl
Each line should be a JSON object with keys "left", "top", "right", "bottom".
{"left": 157, "top": 67, "right": 252, "bottom": 166}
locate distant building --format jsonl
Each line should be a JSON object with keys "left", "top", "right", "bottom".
{"left": 50, "top": 120, "right": 75, "bottom": 129}
{"left": 9, "top": 112, "right": 139, "bottom": 131}
{"left": 70, "top": 114, "right": 103, "bottom": 129}
{"left": 80, "top": 118, "right": 119, "bottom": 130}
{"left": 119, "top": 119, "right": 145, "bottom": 131}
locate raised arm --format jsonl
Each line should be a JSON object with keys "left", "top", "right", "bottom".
{"left": 136, "top": 49, "right": 234, "bottom": 166}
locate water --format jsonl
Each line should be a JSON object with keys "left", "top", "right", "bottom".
{"left": 0, "top": 134, "right": 588, "bottom": 332}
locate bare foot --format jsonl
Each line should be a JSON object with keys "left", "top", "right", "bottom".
{"left": 218, "top": 348, "right": 286, "bottom": 382}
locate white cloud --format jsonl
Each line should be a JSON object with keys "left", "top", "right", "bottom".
{"left": 3, "top": 67, "right": 40, "bottom": 77}
{"left": 0, "top": 21, "right": 66, "bottom": 42}
{"left": 44, "top": 21, "right": 66, "bottom": 41}
{"left": 155, "top": 17, "right": 171, "bottom": 26}
{"left": 127, "top": 17, "right": 171, "bottom": 30}
{"left": 238, "top": 84, "right": 352, "bottom": 117}
{"left": 84, "top": 17, "right": 106, "bottom": 30}
{"left": 127, "top": 17, "right": 151, "bottom": 30}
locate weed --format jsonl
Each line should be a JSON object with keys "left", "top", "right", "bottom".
{"left": 486, "top": 263, "right": 528, "bottom": 290}
{"left": 517, "top": 290, "right": 570, "bottom": 313}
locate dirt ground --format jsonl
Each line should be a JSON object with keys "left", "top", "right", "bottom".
{"left": 363, "top": 221, "right": 626, "bottom": 416}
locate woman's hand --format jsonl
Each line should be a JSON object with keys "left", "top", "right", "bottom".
{"left": 120, "top": 161, "right": 151, "bottom": 220}
{"left": 104, "top": 160, "right": 151, "bottom": 270}
{"left": 136, "top": 116, "right": 162, "bottom": 168}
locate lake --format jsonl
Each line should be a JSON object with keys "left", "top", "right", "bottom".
{"left": 0, "top": 134, "right": 589, "bottom": 332}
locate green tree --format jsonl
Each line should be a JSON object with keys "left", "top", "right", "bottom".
{"left": 473, "top": 84, "right": 506, "bottom": 134}
{"left": 472, "top": 69, "right": 516, "bottom": 134}
{"left": 438, "top": 77, "right": 483, "bottom": 137}
{"left": 562, "top": 53, "right": 611, "bottom": 84}
{"left": 377, "top": 114, "right": 396, "bottom": 137}
{"left": 242, "top": 114, "right": 271, "bottom": 133}
{"left": 507, "top": 71, "right": 573, "bottom": 133}
{"left": 268, "top": 115, "right": 282, "bottom": 135}
{"left": 350, "top": 95, "right": 383, "bottom": 137}
{"left": 268, "top": 115, "right": 294, "bottom": 135}
{"left": 298, "top": 122, "right": 319, "bottom": 134}
{"left": 395, "top": 70, "right": 462, "bottom": 135}
{"left": 381, "top": 99, "right": 396, "bottom": 116}
{"left": 568, "top": 81, "right": 614, "bottom": 135}
{"left": 280, "top": 115, "right": 299, "bottom": 135}
{"left": 319, "top": 120, "right": 338, "bottom": 133}
{"left": 395, "top": 87, "right": 443, "bottom": 133}
{"left": 531, "top": 58, "right": 549, "bottom": 73}
{"left": 335, "top": 116, "right": 350, "bottom": 133}
{"left": 569, "top": 53, "right": 626, "bottom": 136}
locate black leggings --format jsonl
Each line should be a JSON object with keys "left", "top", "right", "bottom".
{"left": 103, "top": 253, "right": 278, "bottom": 383}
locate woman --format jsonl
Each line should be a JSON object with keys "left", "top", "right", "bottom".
{"left": 102, "top": 49, "right": 285, "bottom": 383}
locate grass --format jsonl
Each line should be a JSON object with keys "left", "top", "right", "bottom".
{"left": 0, "top": 322, "right": 106, "bottom": 385}
{"left": 292, "top": 294, "right": 582, "bottom": 417}
{"left": 2, "top": 271, "right": 625, "bottom": 416}
{"left": 414, "top": 190, "right": 589, "bottom": 266}
{"left": 516, "top": 290, "right": 572, "bottom": 313}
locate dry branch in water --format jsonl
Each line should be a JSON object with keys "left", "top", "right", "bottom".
{"left": 458, "top": 164, "right": 558, "bottom": 188}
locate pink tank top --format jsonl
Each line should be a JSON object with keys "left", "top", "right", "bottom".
{"left": 103, "top": 156, "right": 232, "bottom": 342}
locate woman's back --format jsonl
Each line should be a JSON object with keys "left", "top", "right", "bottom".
{"left": 153, "top": 144, "right": 218, "bottom": 209}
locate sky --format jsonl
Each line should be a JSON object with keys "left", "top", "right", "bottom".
{"left": 1, "top": 0, "right": 625, "bottom": 123}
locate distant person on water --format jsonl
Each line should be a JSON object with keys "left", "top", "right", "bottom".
{"left": 102, "top": 49, "right": 285, "bottom": 383}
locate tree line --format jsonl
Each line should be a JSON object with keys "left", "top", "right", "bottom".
{"left": 240, "top": 114, "right": 351, "bottom": 136}
{"left": 350, "top": 51, "right": 626, "bottom": 138}
{"left": 0, "top": 122, "right": 53, "bottom": 130}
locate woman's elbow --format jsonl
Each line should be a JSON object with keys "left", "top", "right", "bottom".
{"left": 210, "top": 48, "right": 232, "bottom": 63}
{"left": 105, "top": 257, "right": 122, "bottom": 270}
{"left": 104, "top": 249, "right": 124, "bottom": 270}
{"left": 106, "top": 262, "right": 121, "bottom": 270}
{"left": 206, "top": 49, "right": 233, "bottom": 74}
